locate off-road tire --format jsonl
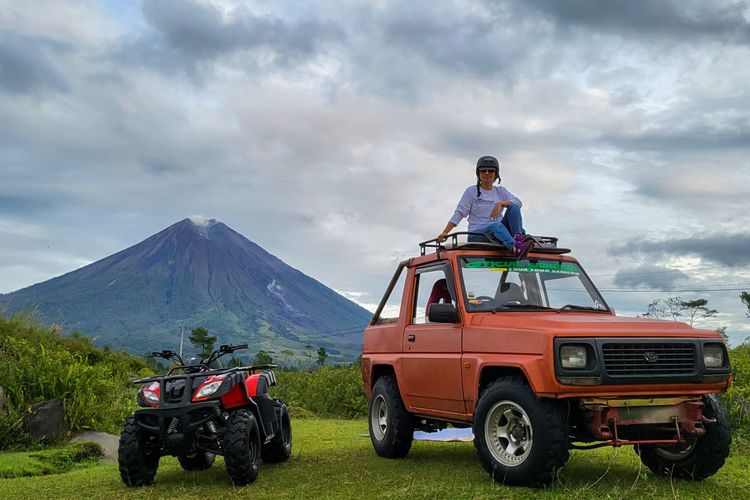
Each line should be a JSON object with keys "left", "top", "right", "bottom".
{"left": 473, "top": 377, "right": 569, "bottom": 487}
{"left": 368, "top": 375, "right": 414, "bottom": 458}
{"left": 262, "top": 402, "right": 292, "bottom": 463}
{"left": 635, "top": 394, "right": 731, "bottom": 480}
{"left": 223, "top": 409, "right": 261, "bottom": 486}
{"left": 178, "top": 451, "right": 216, "bottom": 471}
{"left": 118, "top": 416, "right": 160, "bottom": 487}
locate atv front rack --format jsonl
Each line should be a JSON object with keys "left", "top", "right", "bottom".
{"left": 419, "top": 232, "right": 570, "bottom": 256}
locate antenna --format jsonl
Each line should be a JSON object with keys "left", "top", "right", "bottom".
{"left": 178, "top": 321, "right": 185, "bottom": 357}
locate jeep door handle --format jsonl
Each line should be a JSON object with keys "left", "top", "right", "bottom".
{"left": 407, "top": 334, "right": 416, "bottom": 342}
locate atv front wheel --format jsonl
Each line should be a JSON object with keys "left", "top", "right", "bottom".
{"left": 636, "top": 394, "right": 731, "bottom": 480}
{"left": 223, "top": 409, "right": 261, "bottom": 485}
{"left": 262, "top": 402, "right": 292, "bottom": 463}
{"left": 473, "top": 377, "right": 569, "bottom": 487}
{"left": 118, "top": 416, "right": 160, "bottom": 487}
{"left": 368, "top": 375, "right": 414, "bottom": 458}
{"left": 178, "top": 451, "right": 216, "bottom": 471}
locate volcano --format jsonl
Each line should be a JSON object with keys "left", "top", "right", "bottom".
{"left": 0, "top": 218, "right": 372, "bottom": 363}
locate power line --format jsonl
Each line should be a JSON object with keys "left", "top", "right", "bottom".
{"left": 598, "top": 287, "right": 748, "bottom": 293}
{"left": 590, "top": 263, "right": 750, "bottom": 278}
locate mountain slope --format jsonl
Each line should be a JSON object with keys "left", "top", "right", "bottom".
{"left": 0, "top": 219, "right": 372, "bottom": 362}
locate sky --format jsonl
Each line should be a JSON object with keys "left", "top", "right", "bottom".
{"left": 1, "top": 0, "right": 749, "bottom": 344}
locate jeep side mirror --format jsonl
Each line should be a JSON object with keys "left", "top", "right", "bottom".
{"left": 428, "top": 303, "right": 460, "bottom": 323}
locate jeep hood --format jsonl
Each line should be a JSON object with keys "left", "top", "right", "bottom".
{"left": 472, "top": 312, "right": 720, "bottom": 339}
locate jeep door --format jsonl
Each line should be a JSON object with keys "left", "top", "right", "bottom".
{"left": 401, "top": 263, "right": 465, "bottom": 416}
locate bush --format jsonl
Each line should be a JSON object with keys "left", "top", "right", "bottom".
{"left": 0, "top": 314, "right": 147, "bottom": 449}
{"left": 273, "top": 365, "right": 366, "bottom": 418}
{"left": 725, "top": 344, "right": 750, "bottom": 435}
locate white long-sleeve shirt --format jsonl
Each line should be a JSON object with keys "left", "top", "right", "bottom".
{"left": 449, "top": 185, "right": 522, "bottom": 231}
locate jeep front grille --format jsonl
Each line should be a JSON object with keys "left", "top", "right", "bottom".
{"left": 602, "top": 342, "right": 697, "bottom": 377}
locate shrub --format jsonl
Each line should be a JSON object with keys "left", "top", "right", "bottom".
{"left": 273, "top": 365, "right": 366, "bottom": 418}
{"left": 0, "top": 314, "right": 146, "bottom": 449}
{"left": 725, "top": 344, "right": 750, "bottom": 434}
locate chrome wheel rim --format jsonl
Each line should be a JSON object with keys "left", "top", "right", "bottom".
{"left": 484, "top": 400, "right": 533, "bottom": 467}
{"left": 370, "top": 394, "right": 388, "bottom": 441}
{"left": 654, "top": 438, "right": 697, "bottom": 461}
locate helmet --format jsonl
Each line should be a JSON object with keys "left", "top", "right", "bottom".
{"left": 475, "top": 155, "right": 499, "bottom": 176}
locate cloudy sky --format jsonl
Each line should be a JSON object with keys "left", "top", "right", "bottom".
{"left": 1, "top": 0, "right": 749, "bottom": 343}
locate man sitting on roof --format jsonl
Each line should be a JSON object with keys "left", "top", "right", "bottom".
{"left": 437, "top": 155, "right": 533, "bottom": 259}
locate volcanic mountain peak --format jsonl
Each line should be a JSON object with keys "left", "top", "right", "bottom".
{"left": 0, "top": 219, "right": 372, "bottom": 362}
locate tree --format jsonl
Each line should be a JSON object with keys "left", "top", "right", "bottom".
{"left": 715, "top": 327, "right": 729, "bottom": 342}
{"left": 642, "top": 296, "right": 717, "bottom": 326}
{"left": 188, "top": 326, "right": 217, "bottom": 360}
{"left": 316, "top": 347, "right": 328, "bottom": 366}
{"left": 742, "top": 291, "right": 750, "bottom": 317}
{"left": 227, "top": 356, "right": 244, "bottom": 368}
{"left": 253, "top": 350, "right": 273, "bottom": 365}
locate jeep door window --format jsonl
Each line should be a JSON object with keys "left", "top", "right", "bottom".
{"left": 372, "top": 262, "right": 407, "bottom": 324}
{"left": 413, "top": 265, "right": 453, "bottom": 324}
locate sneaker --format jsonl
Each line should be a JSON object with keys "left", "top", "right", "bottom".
{"left": 514, "top": 236, "right": 534, "bottom": 260}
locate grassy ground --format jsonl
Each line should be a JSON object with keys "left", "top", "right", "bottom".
{"left": 1, "top": 418, "right": 748, "bottom": 499}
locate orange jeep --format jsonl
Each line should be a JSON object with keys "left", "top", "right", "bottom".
{"left": 361, "top": 234, "right": 732, "bottom": 487}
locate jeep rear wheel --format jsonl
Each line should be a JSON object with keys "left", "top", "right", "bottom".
{"left": 223, "top": 410, "right": 261, "bottom": 485}
{"left": 636, "top": 394, "right": 731, "bottom": 480}
{"left": 368, "top": 375, "right": 414, "bottom": 458}
{"left": 473, "top": 378, "right": 569, "bottom": 487}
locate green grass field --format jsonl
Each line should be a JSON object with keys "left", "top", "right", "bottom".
{"left": 1, "top": 419, "right": 748, "bottom": 499}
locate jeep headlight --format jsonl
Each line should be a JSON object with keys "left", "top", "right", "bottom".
{"left": 704, "top": 345, "right": 724, "bottom": 368}
{"left": 560, "top": 345, "right": 587, "bottom": 369}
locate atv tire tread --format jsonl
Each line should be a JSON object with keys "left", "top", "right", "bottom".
{"left": 223, "top": 409, "right": 261, "bottom": 486}
{"left": 262, "top": 402, "right": 292, "bottom": 463}
{"left": 118, "top": 416, "right": 160, "bottom": 487}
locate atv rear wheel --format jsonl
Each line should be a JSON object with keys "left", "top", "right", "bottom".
{"left": 262, "top": 402, "right": 292, "bottom": 463}
{"left": 635, "top": 394, "right": 731, "bottom": 480}
{"left": 178, "top": 451, "right": 216, "bottom": 471}
{"left": 368, "top": 375, "right": 414, "bottom": 458}
{"left": 473, "top": 377, "right": 569, "bottom": 487}
{"left": 223, "top": 409, "right": 261, "bottom": 485}
{"left": 118, "top": 416, "right": 160, "bottom": 487}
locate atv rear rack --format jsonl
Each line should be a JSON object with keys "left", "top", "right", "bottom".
{"left": 419, "top": 232, "right": 570, "bottom": 256}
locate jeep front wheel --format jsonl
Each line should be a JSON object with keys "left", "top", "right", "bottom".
{"left": 635, "top": 394, "right": 731, "bottom": 480}
{"left": 368, "top": 375, "right": 414, "bottom": 458}
{"left": 473, "top": 378, "right": 569, "bottom": 487}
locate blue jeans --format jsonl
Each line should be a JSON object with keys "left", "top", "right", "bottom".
{"left": 468, "top": 204, "right": 524, "bottom": 250}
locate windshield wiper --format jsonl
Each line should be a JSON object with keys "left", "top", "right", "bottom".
{"left": 558, "top": 304, "right": 609, "bottom": 312}
{"left": 493, "top": 304, "right": 556, "bottom": 312}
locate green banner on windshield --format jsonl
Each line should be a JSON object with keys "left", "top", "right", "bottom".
{"left": 463, "top": 260, "right": 580, "bottom": 275}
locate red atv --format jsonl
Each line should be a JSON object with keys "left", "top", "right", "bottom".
{"left": 118, "top": 344, "right": 292, "bottom": 486}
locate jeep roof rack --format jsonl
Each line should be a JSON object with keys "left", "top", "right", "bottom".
{"left": 418, "top": 232, "right": 571, "bottom": 256}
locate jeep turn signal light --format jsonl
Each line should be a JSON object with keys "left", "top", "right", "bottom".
{"left": 560, "top": 345, "right": 587, "bottom": 369}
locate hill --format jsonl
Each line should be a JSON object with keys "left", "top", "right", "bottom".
{"left": 0, "top": 218, "right": 372, "bottom": 363}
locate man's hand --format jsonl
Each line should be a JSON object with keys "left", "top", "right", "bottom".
{"left": 438, "top": 232, "right": 448, "bottom": 242}
{"left": 490, "top": 200, "right": 513, "bottom": 219}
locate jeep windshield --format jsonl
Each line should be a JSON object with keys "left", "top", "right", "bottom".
{"left": 459, "top": 257, "right": 610, "bottom": 313}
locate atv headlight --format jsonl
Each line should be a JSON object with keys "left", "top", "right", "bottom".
{"left": 140, "top": 381, "right": 160, "bottom": 405}
{"left": 193, "top": 374, "right": 227, "bottom": 400}
{"left": 560, "top": 345, "right": 587, "bottom": 369}
{"left": 704, "top": 345, "right": 724, "bottom": 368}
